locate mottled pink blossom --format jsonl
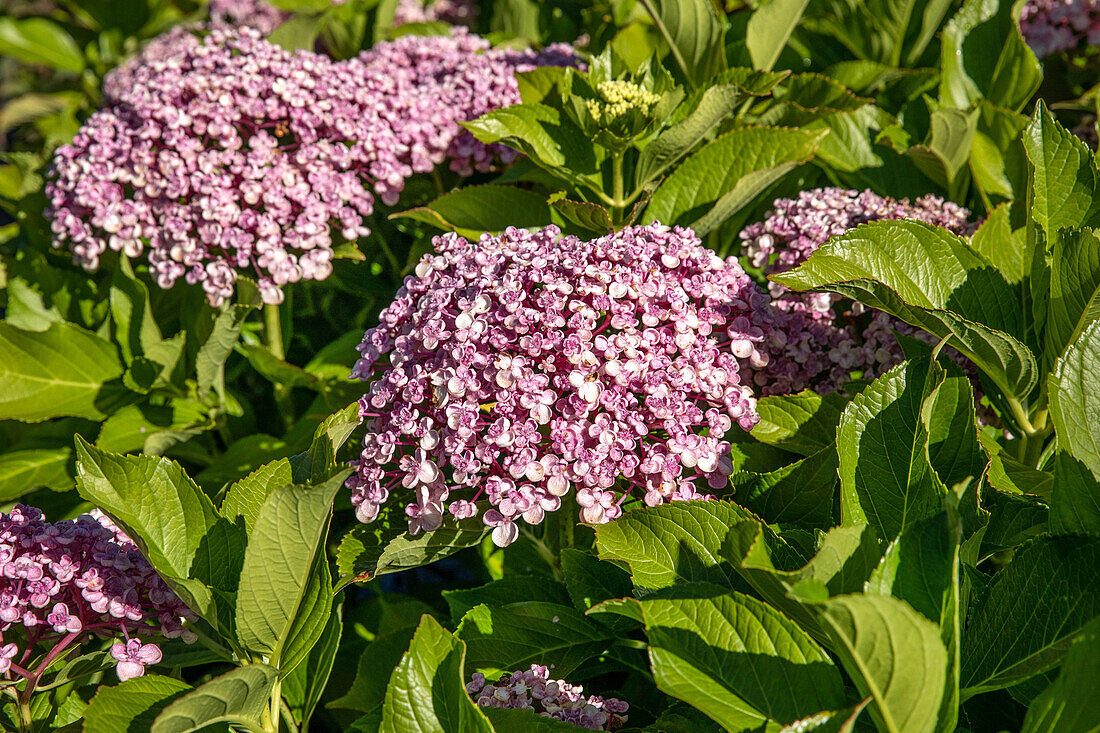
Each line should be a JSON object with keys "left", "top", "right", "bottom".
{"left": 467, "top": 665, "right": 629, "bottom": 730}
{"left": 1020, "top": 0, "right": 1100, "bottom": 57}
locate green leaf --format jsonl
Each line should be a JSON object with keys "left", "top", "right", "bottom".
{"left": 0, "top": 17, "right": 84, "bottom": 73}
{"left": 0, "top": 322, "right": 124, "bottom": 422}
{"left": 237, "top": 343, "right": 323, "bottom": 391}
{"left": 84, "top": 676, "right": 192, "bottom": 733}
{"left": 196, "top": 305, "right": 253, "bottom": 402}
{"left": 640, "top": 586, "right": 845, "bottom": 729}
{"left": 940, "top": 0, "right": 1041, "bottom": 112}
{"left": 483, "top": 708, "right": 590, "bottom": 732}
{"left": 560, "top": 548, "right": 634, "bottom": 615}
{"left": 196, "top": 435, "right": 291, "bottom": 491}
{"left": 462, "top": 104, "right": 596, "bottom": 187}
{"left": 288, "top": 402, "right": 360, "bottom": 484}
{"left": 1025, "top": 102, "right": 1100, "bottom": 241}
{"left": 638, "top": 0, "right": 727, "bottom": 88}
{"left": 635, "top": 83, "right": 746, "bottom": 184}
{"left": 74, "top": 438, "right": 244, "bottom": 626}
{"left": 336, "top": 515, "right": 489, "bottom": 589}
{"left": 443, "top": 577, "right": 571, "bottom": 624}
{"left": 970, "top": 203, "right": 1027, "bottom": 285}
{"left": 380, "top": 615, "right": 492, "bottom": 733}
{"left": 220, "top": 458, "right": 293, "bottom": 535}
{"left": 1051, "top": 453, "right": 1100, "bottom": 536}
{"left": 234, "top": 473, "right": 344, "bottom": 666}
{"left": 392, "top": 185, "right": 553, "bottom": 238}
{"left": 885, "top": 108, "right": 979, "bottom": 192}
{"left": 268, "top": 13, "right": 325, "bottom": 52}
{"left": 1050, "top": 319, "right": 1100, "bottom": 481}
{"left": 1021, "top": 617, "right": 1100, "bottom": 733}
{"left": 732, "top": 446, "right": 837, "bottom": 526}
{"left": 151, "top": 664, "right": 277, "bottom": 733}
{"left": 1047, "top": 229, "right": 1100, "bottom": 374}
{"left": 282, "top": 603, "right": 342, "bottom": 728}
{"left": 645, "top": 127, "right": 825, "bottom": 235}
{"left": 456, "top": 602, "right": 614, "bottom": 678}
{"left": 96, "top": 400, "right": 212, "bottom": 455}
{"left": 753, "top": 390, "right": 849, "bottom": 456}
{"left": 328, "top": 627, "right": 419, "bottom": 714}
{"left": 837, "top": 359, "right": 949, "bottom": 540}
{"left": 595, "top": 500, "right": 801, "bottom": 592}
{"left": 961, "top": 535, "right": 1100, "bottom": 694}
{"left": 772, "top": 219, "right": 1038, "bottom": 401}
{"left": 817, "top": 595, "right": 948, "bottom": 733}
{"left": 546, "top": 192, "right": 614, "bottom": 233}
{"left": 0, "top": 447, "right": 71, "bottom": 499}
{"left": 746, "top": 0, "right": 810, "bottom": 71}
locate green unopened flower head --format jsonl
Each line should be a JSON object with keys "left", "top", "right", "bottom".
{"left": 585, "top": 80, "right": 661, "bottom": 125}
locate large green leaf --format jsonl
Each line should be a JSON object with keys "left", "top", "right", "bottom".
{"left": 940, "top": 0, "right": 1041, "bottom": 112}
{"left": 595, "top": 501, "right": 801, "bottom": 592}
{"left": 1050, "top": 453, "right": 1100, "bottom": 536}
{"left": 637, "top": 0, "right": 727, "bottom": 88}
{"left": 234, "top": 472, "right": 344, "bottom": 667}
{"left": 1045, "top": 229, "right": 1100, "bottom": 371}
{"left": 74, "top": 439, "right": 244, "bottom": 625}
{"left": 1021, "top": 617, "right": 1100, "bottom": 733}
{"left": 392, "top": 185, "right": 553, "bottom": 238}
{"left": 837, "top": 360, "right": 948, "bottom": 540}
{"left": 746, "top": 0, "right": 811, "bottom": 71}
{"left": 0, "top": 17, "right": 84, "bottom": 73}
{"left": 335, "top": 515, "right": 489, "bottom": 589}
{"left": 0, "top": 322, "right": 123, "bottom": 422}
{"left": 753, "top": 391, "right": 850, "bottom": 456}
{"left": 84, "top": 676, "right": 192, "bottom": 733}
{"left": 645, "top": 127, "right": 825, "bottom": 234}
{"left": 151, "top": 664, "right": 277, "bottom": 733}
{"left": 380, "top": 615, "right": 492, "bottom": 733}
{"left": 1050, "top": 319, "right": 1100, "bottom": 481}
{"left": 1025, "top": 102, "right": 1100, "bottom": 242}
{"left": 640, "top": 586, "right": 845, "bottom": 730}
{"left": 456, "top": 602, "right": 613, "bottom": 677}
{"left": 801, "top": 0, "right": 956, "bottom": 67}
{"left": 195, "top": 304, "right": 253, "bottom": 402}
{"left": 772, "top": 219, "right": 1037, "bottom": 401}
{"left": 327, "top": 627, "right": 419, "bottom": 715}
{"left": 0, "top": 447, "right": 71, "bottom": 499}
{"left": 731, "top": 446, "right": 837, "bottom": 526}
{"left": 969, "top": 203, "right": 1028, "bottom": 285}
{"left": 282, "top": 604, "right": 342, "bottom": 728}
{"left": 961, "top": 535, "right": 1100, "bottom": 694}
{"left": 443, "top": 576, "right": 572, "bottom": 624}
{"left": 815, "top": 595, "right": 948, "bottom": 733}
{"left": 220, "top": 458, "right": 294, "bottom": 535}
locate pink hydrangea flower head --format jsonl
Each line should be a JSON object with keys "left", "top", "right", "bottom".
{"left": 349, "top": 223, "right": 790, "bottom": 544}
{"left": 47, "top": 27, "right": 572, "bottom": 306}
{"left": 738, "top": 187, "right": 976, "bottom": 395}
{"left": 208, "top": 0, "right": 473, "bottom": 34}
{"left": 394, "top": 0, "right": 479, "bottom": 25}
{"left": 0, "top": 505, "right": 193, "bottom": 682}
{"left": 1020, "top": 0, "right": 1100, "bottom": 57}
{"left": 467, "top": 665, "right": 629, "bottom": 730}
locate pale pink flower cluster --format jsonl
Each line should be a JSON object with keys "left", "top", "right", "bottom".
{"left": 394, "top": 0, "right": 479, "bottom": 26}
{"left": 349, "top": 224, "right": 788, "bottom": 546}
{"left": 1020, "top": 0, "right": 1100, "bottom": 57}
{"left": 208, "top": 0, "right": 474, "bottom": 34}
{"left": 47, "top": 27, "right": 570, "bottom": 305}
{"left": 0, "top": 505, "right": 194, "bottom": 683}
{"left": 467, "top": 666, "right": 629, "bottom": 730}
{"left": 738, "top": 187, "right": 976, "bottom": 394}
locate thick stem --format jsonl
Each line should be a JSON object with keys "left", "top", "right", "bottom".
{"left": 264, "top": 303, "right": 295, "bottom": 430}
{"left": 267, "top": 675, "right": 283, "bottom": 733}
{"left": 611, "top": 151, "right": 626, "bottom": 226}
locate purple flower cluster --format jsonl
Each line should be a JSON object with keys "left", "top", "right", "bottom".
{"left": 738, "top": 187, "right": 975, "bottom": 395}
{"left": 394, "top": 0, "right": 479, "bottom": 26}
{"left": 208, "top": 0, "right": 474, "bottom": 35}
{"left": 47, "top": 27, "right": 571, "bottom": 306}
{"left": 0, "top": 505, "right": 193, "bottom": 683}
{"left": 467, "top": 666, "right": 629, "bottom": 730}
{"left": 349, "top": 224, "right": 787, "bottom": 545}
{"left": 1020, "top": 0, "right": 1100, "bottom": 57}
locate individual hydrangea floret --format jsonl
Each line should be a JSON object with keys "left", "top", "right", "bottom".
{"left": 47, "top": 27, "right": 571, "bottom": 306}
{"left": 1020, "top": 0, "right": 1100, "bottom": 57}
{"left": 0, "top": 505, "right": 194, "bottom": 684}
{"left": 738, "top": 187, "right": 975, "bottom": 395}
{"left": 349, "top": 223, "right": 785, "bottom": 545}
{"left": 466, "top": 665, "right": 629, "bottom": 730}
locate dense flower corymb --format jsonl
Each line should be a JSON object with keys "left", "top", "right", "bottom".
{"left": 467, "top": 666, "right": 629, "bottom": 730}
{"left": 1020, "top": 0, "right": 1100, "bottom": 57}
{"left": 47, "top": 27, "right": 570, "bottom": 306}
{"left": 0, "top": 505, "right": 193, "bottom": 683}
{"left": 350, "top": 223, "right": 783, "bottom": 545}
{"left": 738, "top": 187, "right": 975, "bottom": 395}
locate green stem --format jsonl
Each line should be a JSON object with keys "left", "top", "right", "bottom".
{"left": 264, "top": 676, "right": 282, "bottom": 733}
{"left": 611, "top": 151, "right": 626, "bottom": 225}
{"left": 264, "top": 303, "right": 295, "bottom": 431}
